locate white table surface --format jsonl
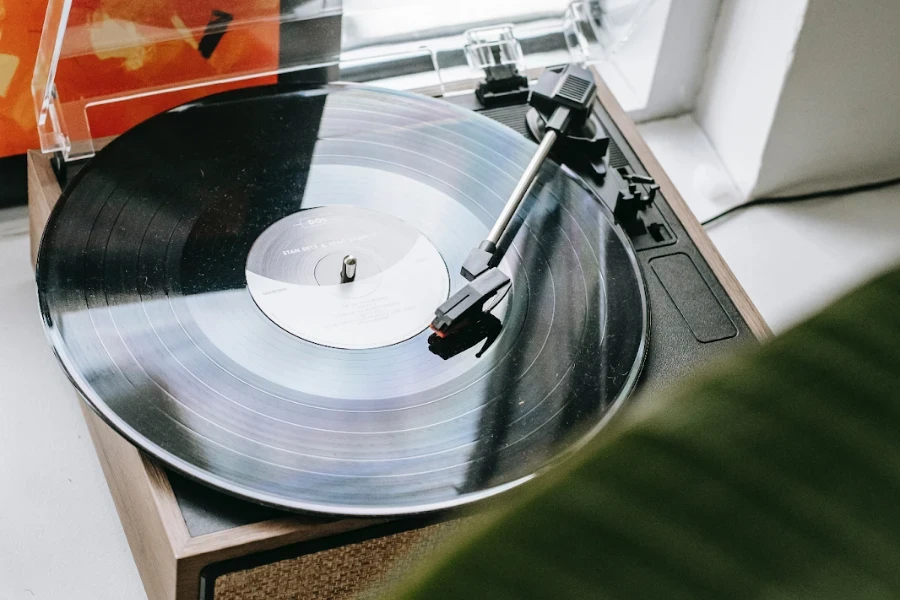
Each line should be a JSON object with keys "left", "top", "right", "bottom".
{"left": 0, "top": 210, "right": 146, "bottom": 600}
{"left": 2, "top": 148, "right": 900, "bottom": 599}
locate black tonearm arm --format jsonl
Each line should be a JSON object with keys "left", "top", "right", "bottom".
{"left": 430, "top": 64, "right": 598, "bottom": 337}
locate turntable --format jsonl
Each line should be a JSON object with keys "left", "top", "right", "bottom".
{"left": 27, "top": 2, "right": 769, "bottom": 599}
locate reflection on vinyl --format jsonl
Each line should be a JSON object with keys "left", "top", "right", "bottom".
{"left": 37, "top": 84, "right": 648, "bottom": 516}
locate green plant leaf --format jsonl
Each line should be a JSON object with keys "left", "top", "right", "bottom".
{"left": 386, "top": 266, "right": 900, "bottom": 600}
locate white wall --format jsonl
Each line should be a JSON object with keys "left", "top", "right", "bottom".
{"left": 632, "top": 0, "right": 723, "bottom": 122}
{"left": 753, "top": 0, "right": 900, "bottom": 197}
{"left": 694, "top": 0, "right": 809, "bottom": 198}
{"left": 694, "top": 0, "right": 900, "bottom": 201}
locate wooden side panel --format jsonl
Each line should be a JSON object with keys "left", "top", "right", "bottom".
{"left": 81, "top": 403, "right": 187, "bottom": 600}
{"left": 26, "top": 151, "right": 58, "bottom": 266}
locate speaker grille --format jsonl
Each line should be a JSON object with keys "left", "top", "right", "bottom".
{"left": 213, "top": 521, "right": 463, "bottom": 600}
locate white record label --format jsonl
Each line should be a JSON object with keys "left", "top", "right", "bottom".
{"left": 246, "top": 206, "right": 450, "bottom": 349}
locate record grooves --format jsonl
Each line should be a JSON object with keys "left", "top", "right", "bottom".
{"left": 37, "top": 84, "right": 648, "bottom": 516}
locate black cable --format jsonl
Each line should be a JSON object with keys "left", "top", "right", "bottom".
{"left": 701, "top": 175, "right": 900, "bottom": 227}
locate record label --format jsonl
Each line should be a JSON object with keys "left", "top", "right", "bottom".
{"left": 245, "top": 206, "right": 450, "bottom": 349}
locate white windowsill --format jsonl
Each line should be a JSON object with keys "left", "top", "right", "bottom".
{"left": 638, "top": 114, "right": 900, "bottom": 334}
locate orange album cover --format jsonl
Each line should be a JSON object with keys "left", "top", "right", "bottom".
{"left": 0, "top": 0, "right": 280, "bottom": 158}
{"left": 0, "top": 0, "right": 46, "bottom": 157}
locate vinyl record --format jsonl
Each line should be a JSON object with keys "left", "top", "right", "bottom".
{"left": 37, "top": 84, "right": 648, "bottom": 516}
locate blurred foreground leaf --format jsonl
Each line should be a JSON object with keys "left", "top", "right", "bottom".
{"left": 388, "top": 267, "right": 900, "bottom": 600}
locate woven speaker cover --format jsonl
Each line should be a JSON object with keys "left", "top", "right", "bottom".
{"left": 214, "top": 521, "right": 462, "bottom": 600}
